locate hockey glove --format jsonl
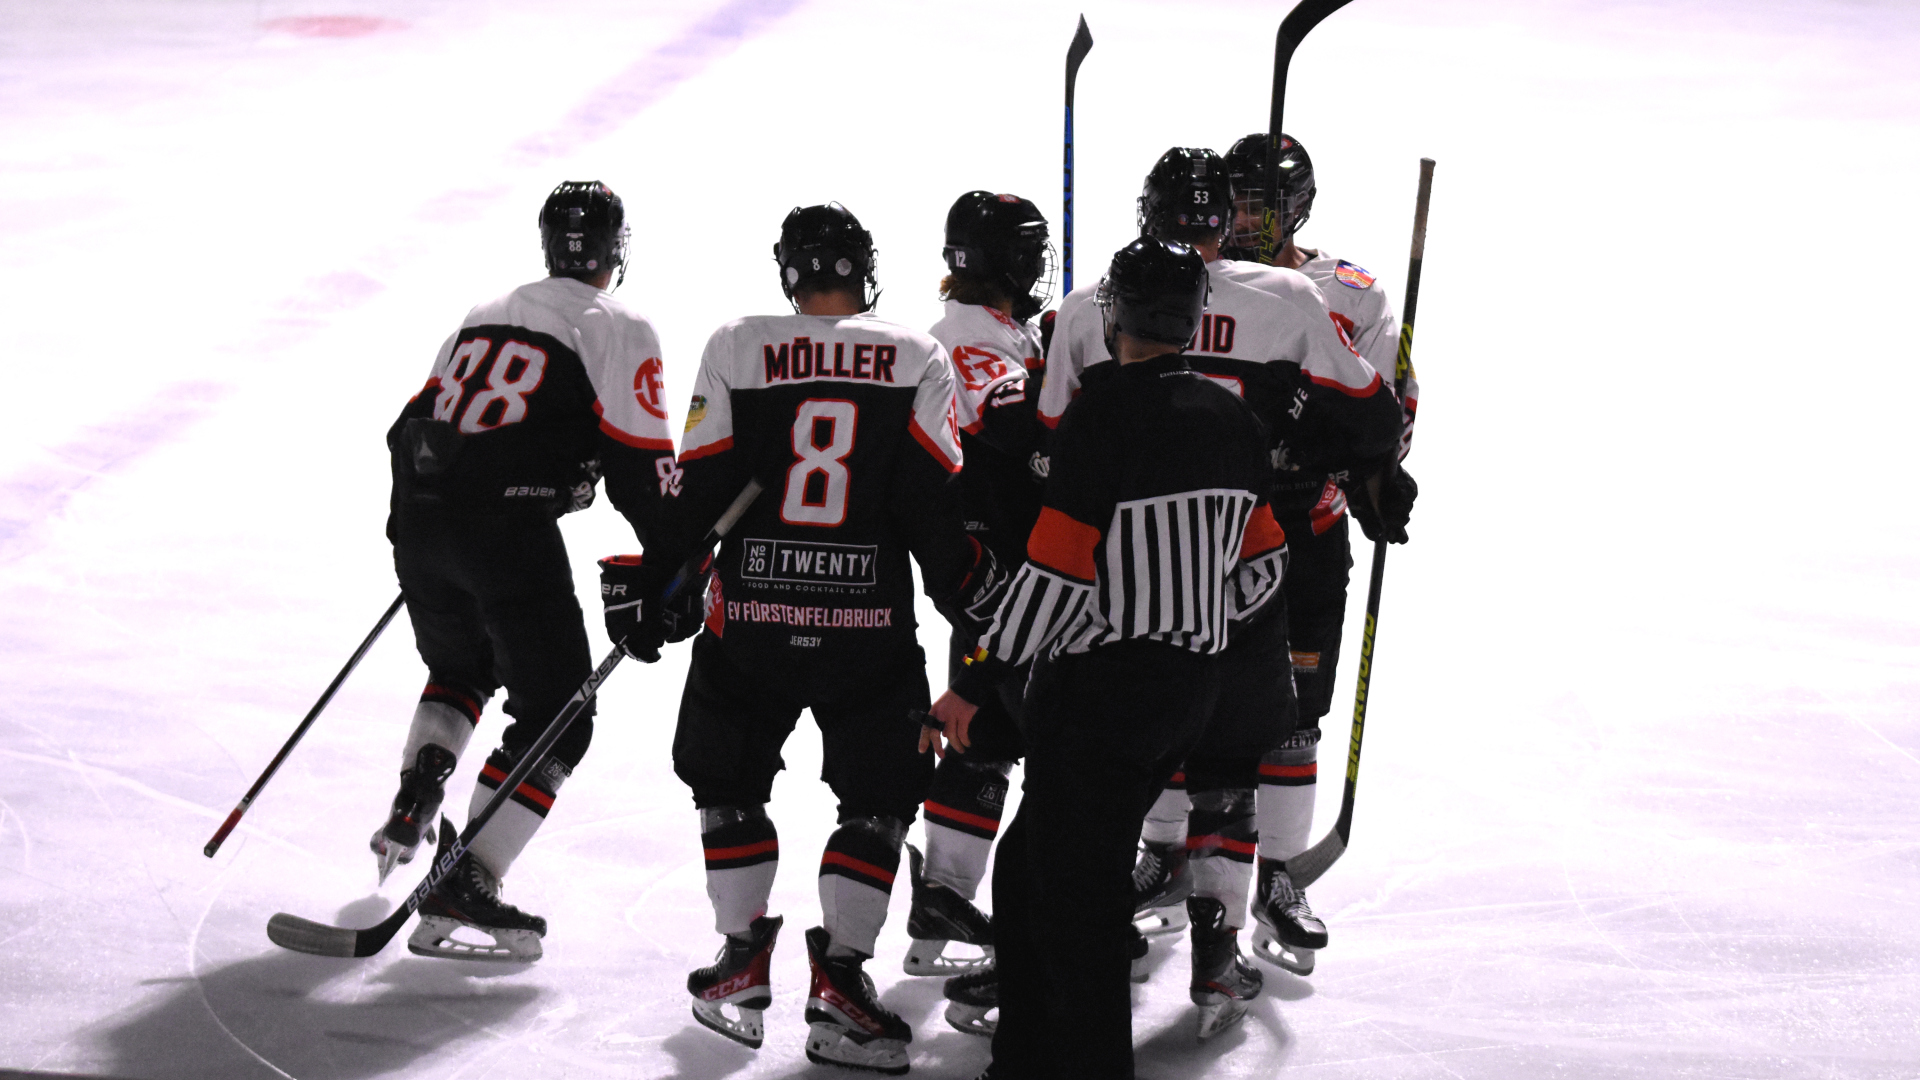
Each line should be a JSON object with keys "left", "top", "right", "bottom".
{"left": 598, "top": 555, "right": 669, "bottom": 662}
{"left": 562, "top": 458, "right": 601, "bottom": 515}
{"left": 662, "top": 554, "right": 712, "bottom": 644}
{"left": 1348, "top": 465, "right": 1418, "bottom": 544}
{"left": 936, "top": 538, "right": 1010, "bottom": 637}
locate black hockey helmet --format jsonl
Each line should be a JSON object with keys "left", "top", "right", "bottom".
{"left": 1137, "top": 147, "right": 1234, "bottom": 245}
{"left": 774, "top": 202, "right": 879, "bottom": 312}
{"left": 943, "top": 190, "right": 1056, "bottom": 322}
{"left": 540, "top": 181, "right": 629, "bottom": 287}
{"left": 1222, "top": 132, "right": 1316, "bottom": 259}
{"left": 1097, "top": 236, "right": 1211, "bottom": 355}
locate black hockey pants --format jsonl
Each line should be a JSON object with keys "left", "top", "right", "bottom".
{"left": 991, "top": 640, "right": 1221, "bottom": 1080}
{"left": 391, "top": 506, "right": 595, "bottom": 769}
{"left": 1279, "top": 512, "right": 1352, "bottom": 724}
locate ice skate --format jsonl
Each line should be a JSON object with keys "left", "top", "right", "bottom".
{"left": 370, "top": 744, "right": 457, "bottom": 885}
{"left": 687, "top": 914, "right": 782, "bottom": 1049}
{"left": 1132, "top": 839, "right": 1191, "bottom": 935}
{"left": 1250, "top": 858, "right": 1326, "bottom": 976}
{"left": 406, "top": 818, "right": 546, "bottom": 962}
{"left": 804, "top": 926, "right": 912, "bottom": 1075}
{"left": 942, "top": 963, "right": 997, "bottom": 1037}
{"left": 1189, "top": 897, "right": 1262, "bottom": 1040}
{"left": 903, "top": 844, "right": 993, "bottom": 976}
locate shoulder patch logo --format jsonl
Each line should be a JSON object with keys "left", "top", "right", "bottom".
{"left": 684, "top": 395, "right": 706, "bottom": 433}
{"left": 633, "top": 357, "right": 667, "bottom": 419}
{"left": 1333, "top": 261, "right": 1374, "bottom": 290}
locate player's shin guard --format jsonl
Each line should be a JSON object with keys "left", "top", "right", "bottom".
{"left": 701, "top": 805, "right": 779, "bottom": 936}
{"left": 1256, "top": 727, "right": 1319, "bottom": 863}
{"left": 465, "top": 747, "right": 569, "bottom": 880}
{"left": 819, "top": 815, "right": 907, "bottom": 957}
{"left": 404, "top": 682, "right": 486, "bottom": 764}
{"left": 1187, "top": 788, "right": 1257, "bottom": 930}
{"left": 1255, "top": 727, "right": 1325, "bottom": 974}
{"left": 921, "top": 757, "right": 1012, "bottom": 899}
{"left": 1142, "top": 773, "right": 1192, "bottom": 846}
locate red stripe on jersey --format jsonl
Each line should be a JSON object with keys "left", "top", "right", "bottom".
{"left": 1260, "top": 762, "right": 1317, "bottom": 779}
{"left": 1240, "top": 505, "right": 1286, "bottom": 558}
{"left": 924, "top": 800, "right": 1002, "bottom": 833}
{"left": 1027, "top": 507, "right": 1100, "bottom": 582}
{"left": 591, "top": 401, "right": 674, "bottom": 449}
{"left": 678, "top": 436, "right": 733, "bottom": 462}
{"left": 1186, "top": 836, "right": 1258, "bottom": 856}
{"left": 1169, "top": 771, "right": 1186, "bottom": 784}
{"left": 909, "top": 415, "right": 962, "bottom": 473}
{"left": 819, "top": 850, "right": 896, "bottom": 885}
{"left": 1308, "top": 370, "right": 1385, "bottom": 398}
{"left": 705, "top": 838, "right": 779, "bottom": 861}
{"left": 408, "top": 377, "right": 441, "bottom": 404}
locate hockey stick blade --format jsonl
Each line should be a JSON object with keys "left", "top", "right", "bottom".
{"left": 267, "top": 911, "right": 395, "bottom": 958}
{"left": 1284, "top": 826, "right": 1346, "bottom": 890}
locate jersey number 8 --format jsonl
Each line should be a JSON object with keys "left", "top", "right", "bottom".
{"left": 781, "top": 399, "right": 857, "bottom": 526}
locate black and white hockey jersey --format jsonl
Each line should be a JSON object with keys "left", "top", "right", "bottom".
{"left": 1042, "top": 259, "right": 1402, "bottom": 534}
{"left": 954, "top": 354, "right": 1286, "bottom": 702}
{"left": 387, "top": 275, "right": 677, "bottom": 538}
{"left": 649, "top": 311, "right": 979, "bottom": 688}
{"left": 927, "top": 300, "right": 1049, "bottom": 570}
{"left": 1289, "top": 250, "right": 1419, "bottom": 460}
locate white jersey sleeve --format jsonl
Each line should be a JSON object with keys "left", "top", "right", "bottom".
{"left": 1037, "top": 284, "right": 1109, "bottom": 428}
{"left": 678, "top": 323, "right": 740, "bottom": 462}
{"left": 576, "top": 296, "right": 675, "bottom": 451}
{"left": 1298, "top": 252, "right": 1417, "bottom": 458}
{"left": 928, "top": 300, "right": 1039, "bottom": 434}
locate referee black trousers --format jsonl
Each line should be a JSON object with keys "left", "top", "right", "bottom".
{"left": 991, "top": 640, "right": 1221, "bottom": 1080}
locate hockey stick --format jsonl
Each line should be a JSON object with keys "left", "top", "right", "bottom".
{"left": 1288, "top": 158, "right": 1434, "bottom": 890}
{"left": 266, "top": 479, "right": 764, "bottom": 958}
{"left": 204, "top": 594, "right": 404, "bottom": 858}
{"left": 1256, "top": 0, "right": 1355, "bottom": 266}
{"left": 1061, "top": 15, "right": 1093, "bottom": 295}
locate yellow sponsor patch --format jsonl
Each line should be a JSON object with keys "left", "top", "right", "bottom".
{"left": 684, "top": 395, "right": 707, "bottom": 433}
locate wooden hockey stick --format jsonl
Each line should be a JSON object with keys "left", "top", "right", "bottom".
{"left": 204, "top": 593, "right": 405, "bottom": 858}
{"left": 1256, "top": 0, "right": 1355, "bottom": 266}
{"left": 1288, "top": 158, "right": 1434, "bottom": 890}
{"left": 1061, "top": 15, "right": 1093, "bottom": 295}
{"left": 266, "top": 479, "right": 763, "bottom": 958}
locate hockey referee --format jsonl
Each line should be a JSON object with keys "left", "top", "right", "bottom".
{"left": 927, "top": 236, "right": 1290, "bottom": 1079}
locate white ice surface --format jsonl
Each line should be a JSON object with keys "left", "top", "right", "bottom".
{"left": 2, "top": 1, "right": 1918, "bottom": 1077}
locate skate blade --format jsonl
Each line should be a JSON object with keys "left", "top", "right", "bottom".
{"left": 691, "top": 999, "right": 766, "bottom": 1049}
{"left": 805, "top": 1022, "right": 909, "bottom": 1075}
{"left": 1196, "top": 998, "right": 1249, "bottom": 1040}
{"left": 407, "top": 915, "right": 542, "bottom": 963}
{"left": 1134, "top": 905, "right": 1189, "bottom": 936}
{"left": 1251, "top": 929, "right": 1315, "bottom": 975}
{"left": 903, "top": 938, "right": 993, "bottom": 977}
{"left": 1130, "top": 952, "right": 1151, "bottom": 984}
{"left": 943, "top": 1000, "right": 996, "bottom": 1038}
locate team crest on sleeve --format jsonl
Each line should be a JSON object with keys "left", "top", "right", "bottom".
{"left": 633, "top": 357, "right": 667, "bottom": 418}
{"left": 684, "top": 395, "right": 707, "bottom": 433}
{"left": 1333, "top": 261, "right": 1375, "bottom": 290}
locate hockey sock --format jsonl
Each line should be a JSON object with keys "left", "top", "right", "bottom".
{"left": 402, "top": 682, "right": 487, "bottom": 767}
{"left": 466, "top": 747, "right": 568, "bottom": 880}
{"left": 921, "top": 756, "right": 1013, "bottom": 900}
{"left": 1187, "top": 788, "right": 1257, "bottom": 929}
{"left": 1141, "top": 773, "right": 1192, "bottom": 846}
{"left": 819, "top": 815, "right": 907, "bottom": 956}
{"left": 1257, "top": 726, "right": 1320, "bottom": 863}
{"left": 700, "top": 805, "right": 779, "bottom": 936}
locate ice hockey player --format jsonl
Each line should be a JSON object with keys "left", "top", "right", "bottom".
{"left": 1041, "top": 148, "right": 1403, "bottom": 1016}
{"left": 375, "top": 180, "right": 678, "bottom": 962}
{"left": 599, "top": 202, "right": 1003, "bottom": 1073}
{"left": 1205, "top": 131, "right": 1420, "bottom": 976}
{"left": 928, "top": 236, "right": 1290, "bottom": 1079}
{"left": 903, "top": 190, "right": 1054, "bottom": 981}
